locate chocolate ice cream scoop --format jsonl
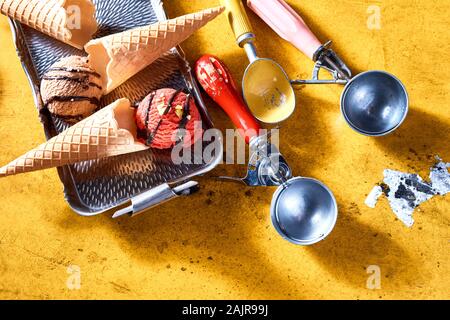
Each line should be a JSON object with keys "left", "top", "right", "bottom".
{"left": 40, "top": 55, "right": 103, "bottom": 122}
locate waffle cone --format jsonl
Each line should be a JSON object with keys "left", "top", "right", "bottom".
{"left": 0, "top": 0, "right": 97, "bottom": 49}
{"left": 0, "top": 99, "right": 148, "bottom": 178}
{"left": 85, "top": 6, "right": 224, "bottom": 94}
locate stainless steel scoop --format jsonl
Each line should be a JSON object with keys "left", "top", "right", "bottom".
{"left": 340, "top": 70, "right": 408, "bottom": 136}
{"left": 247, "top": 0, "right": 409, "bottom": 136}
{"left": 195, "top": 54, "right": 338, "bottom": 245}
{"left": 250, "top": 134, "right": 338, "bottom": 246}
{"left": 222, "top": 131, "right": 338, "bottom": 245}
{"left": 271, "top": 177, "right": 338, "bottom": 245}
{"left": 239, "top": 133, "right": 338, "bottom": 245}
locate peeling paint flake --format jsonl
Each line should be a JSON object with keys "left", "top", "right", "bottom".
{"left": 365, "top": 186, "right": 383, "bottom": 208}
{"left": 429, "top": 160, "right": 450, "bottom": 195}
{"left": 366, "top": 157, "right": 450, "bottom": 227}
{"left": 382, "top": 169, "right": 434, "bottom": 227}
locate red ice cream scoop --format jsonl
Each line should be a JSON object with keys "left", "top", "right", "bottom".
{"left": 135, "top": 88, "right": 203, "bottom": 149}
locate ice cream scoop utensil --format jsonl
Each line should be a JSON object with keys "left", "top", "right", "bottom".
{"left": 196, "top": 54, "right": 289, "bottom": 186}
{"left": 247, "top": 0, "right": 408, "bottom": 136}
{"left": 195, "top": 55, "right": 338, "bottom": 245}
{"left": 221, "top": 0, "right": 295, "bottom": 124}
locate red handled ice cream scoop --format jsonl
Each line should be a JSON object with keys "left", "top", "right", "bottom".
{"left": 195, "top": 54, "right": 338, "bottom": 246}
{"left": 195, "top": 54, "right": 260, "bottom": 144}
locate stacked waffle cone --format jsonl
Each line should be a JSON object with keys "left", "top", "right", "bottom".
{"left": 85, "top": 6, "right": 224, "bottom": 94}
{"left": 0, "top": 99, "right": 148, "bottom": 178}
{"left": 0, "top": 0, "right": 97, "bottom": 49}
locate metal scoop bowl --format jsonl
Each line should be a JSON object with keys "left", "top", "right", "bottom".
{"left": 241, "top": 46, "right": 296, "bottom": 124}
{"left": 271, "top": 177, "right": 337, "bottom": 245}
{"left": 341, "top": 70, "right": 408, "bottom": 136}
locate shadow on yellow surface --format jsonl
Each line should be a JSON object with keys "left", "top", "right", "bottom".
{"left": 54, "top": 197, "right": 310, "bottom": 299}
{"left": 280, "top": 94, "right": 338, "bottom": 177}
{"left": 376, "top": 108, "right": 450, "bottom": 175}
{"left": 51, "top": 192, "right": 424, "bottom": 296}
{"left": 308, "top": 203, "right": 421, "bottom": 289}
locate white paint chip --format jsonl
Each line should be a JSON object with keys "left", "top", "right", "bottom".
{"left": 429, "top": 159, "right": 450, "bottom": 195}
{"left": 366, "top": 157, "right": 450, "bottom": 227}
{"left": 365, "top": 186, "right": 383, "bottom": 208}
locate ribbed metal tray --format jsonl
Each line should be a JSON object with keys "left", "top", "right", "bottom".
{"left": 8, "top": 0, "right": 221, "bottom": 216}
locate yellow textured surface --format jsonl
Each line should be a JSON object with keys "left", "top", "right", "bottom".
{"left": 0, "top": 0, "right": 449, "bottom": 300}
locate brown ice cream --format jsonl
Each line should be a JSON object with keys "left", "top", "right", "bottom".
{"left": 40, "top": 55, "right": 103, "bottom": 122}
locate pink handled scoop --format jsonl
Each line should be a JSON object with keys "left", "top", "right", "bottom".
{"left": 247, "top": 0, "right": 351, "bottom": 81}
{"left": 248, "top": 0, "right": 321, "bottom": 60}
{"left": 247, "top": 0, "right": 409, "bottom": 137}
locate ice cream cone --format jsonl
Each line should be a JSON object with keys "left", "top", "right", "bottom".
{"left": 0, "top": 98, "right": 148, "bottom": 178}
{"left": 0, "top": 0, "right": 97, "bottom": 49}
{"left": 85, "top": 6, "right": 224, "bottom": 94}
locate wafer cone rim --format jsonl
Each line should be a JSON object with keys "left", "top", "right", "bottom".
{"left": 0, "top": 0, "right": 97, "bottom": 49}
{"left": 0, "top": 98, "right": 148, "bottom": 178}
{"left": 84, "top": 6, "right": 224, "bottom": 94}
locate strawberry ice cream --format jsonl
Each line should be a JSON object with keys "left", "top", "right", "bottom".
{"left": 135, "top": 88, "right": 203, "bottom": 149}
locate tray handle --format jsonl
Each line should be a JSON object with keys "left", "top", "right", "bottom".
{"left": 112, "top": 181, "right": 199, "bottom": 218}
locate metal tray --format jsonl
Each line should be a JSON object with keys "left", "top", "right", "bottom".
{"left": 8, "top": 0, "right": 222, "bottom": 217}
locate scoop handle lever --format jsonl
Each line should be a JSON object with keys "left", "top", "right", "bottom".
{"left": 247, "top": 0, "right": 322, "bottom": 60}
{"left": 195, "top": 54, "right": 261, "bottom": 144}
